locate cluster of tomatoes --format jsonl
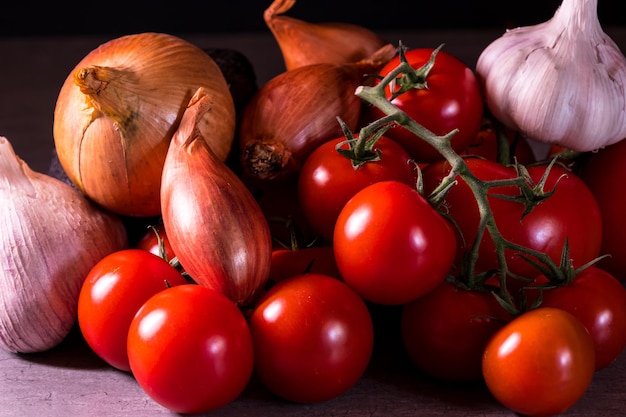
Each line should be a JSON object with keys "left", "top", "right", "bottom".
{"left": 75, "top": 45, "right": 626, "bottom": 417}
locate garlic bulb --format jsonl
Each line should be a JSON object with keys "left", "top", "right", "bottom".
{"left": 0, "top": 137, "right": 128, "bottom": 353}
{"left": 476, "top": 0, "right": 626, "bottom": 152}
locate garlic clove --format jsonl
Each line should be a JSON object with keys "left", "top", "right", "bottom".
{"left": 476, "top": 0, "right": 626, "bottom": 152}
{"left": 0, "top": 136, "right": 128, "bottom": 353}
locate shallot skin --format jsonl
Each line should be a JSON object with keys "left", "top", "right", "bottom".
{"left": 238, "top": 44, "right": 396, "bottom": 181}
{"left": 264, "top": 0, "right": 389, "bottom": 71}
{"left": 161, "top": 88, "right": 273, "bottom": 307}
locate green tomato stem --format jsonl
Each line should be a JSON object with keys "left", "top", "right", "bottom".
{"left": 354, "top": 46, "right": 567, "bottom": 314}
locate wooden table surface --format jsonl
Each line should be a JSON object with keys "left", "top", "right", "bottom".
{"left": 2, "top": 28, "right": 626, "bottom": 416}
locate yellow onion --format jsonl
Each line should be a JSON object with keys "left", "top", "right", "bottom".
{"left": 0, "top": 136, "right": 128, "bottom": 353}
{"left": 161, "top": 88, "right": 273, "bottom": 307}
{"left": 53, "top": 32, "right": 236, "bottom": 217}
{"left": 265, "top": 0, "right": 389, "bottom": 71}
{"left": 238, "top": 44, "right": 396, "bottom": 181}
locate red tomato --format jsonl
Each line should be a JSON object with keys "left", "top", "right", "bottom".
{"left": 136, "top": 224, "right": 177, "bottom": 261}
{"left": 580, "top": 138, "right": 626, "bottom": 281}
{"left": 268, "top": 244, "right": 341, "bottom": 284}
{"left": 243, "top": 174, "right": 316, "bottom": 245}
{"left": 422, "top": 157, "right": 603, "bottom": 286}
{"left": 127, "top": 284, "right": 254, "bottom": 414}
{"left": 333, "top": 180, "right": 456, "bottom": 305}
{"left": 297, "top": 134, "right": 417, "bottom": 242}
{"left": 77, "top": 249, "right": 188, "bottom": 372}
{"left": 532, "top": 266, "right": 626, "bottom": 371}
{"left": 401, "top": 280, "right": 511, "bottom": 382}
{"left": 249, "top": 273, "right": 373, "bottom": 403}
{"left": 482, "top": 307, "right": 595, "bottom": 417}
{"left": 463, "top": 123, "right": 536, "bottom": 165}
{"left": 368, "top": 47, "right": 483, "bottom": 163}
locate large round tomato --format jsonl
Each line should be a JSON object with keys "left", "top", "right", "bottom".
{"left": 580, "top": 138, "right": 626, "bottom": 281}
{"left": 368, "top": 47, "right": 483, "bottom": 163}
{"left": 482, "top": 307, "right": 595, "bottom": 417}
{"left": 249, "top": 273, "right": 373, "bottom": 403}
{"left": 127, "top": 284, "right": 254, "bottom": 414}
{"left": 297, "top": 134, "right": 417, "bottom": 243}
{"left": 422, "top": 157, "right": 603, "bottom": 287}
{"left": 333, "top": 180, "right": 456, "bottom": 305}
{"left": 533, "top": 266, "right": 626, "bottom": 371}
{"left": 401, "top": 280, "right": 511, "bottom": 382}
{"left": 77, "top": 249, "right": 188, "bottom": 372}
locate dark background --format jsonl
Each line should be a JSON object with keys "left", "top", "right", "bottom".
{"left": 1, "top": 1, "right": 624, "bottom": 37}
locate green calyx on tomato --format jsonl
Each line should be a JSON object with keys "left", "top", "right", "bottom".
{"left": 356, "top": 42, "right": 602, "bottom": 316}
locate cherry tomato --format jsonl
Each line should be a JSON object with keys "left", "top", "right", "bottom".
{"left": 243, "top": 174, "right": 316, "bottom": 245}
{"left": 482, "top": 307, "right": 595, "bottom": 417}
{"left": 297, "top": 134, "right": 417, "bottom": 242}
{"left": 268, "top": 244, "right": 341, "bottom": 284}
{"left": 136, "top": 223, "right": 177, "bottom": 261}
{"left": 333, "top": 180, "right": 456, "bottom": 305}
{"left": 422, "top": 157, "right": 603, "bottom": 285}
{"left": 580, "top": 138, "right": 626, "bottom": 281}
{"left": 401, "top": 280, "right": 511, "bottom": 382}
{"left": 249, "top": 273, "right": 373, "bottom": 403}
{"left": 368, "top": 47, "right": 483, "bottom": 163}
{"left": 77, "top": 249, "right": 188, "bottom": 372}
{"left": 127, "top": 284, "right": 254, "bottom": 414}
{"left": 463, "top": 123, "right": 536, "bottom": 165}
{"left": 532, "top": 266, "right": 626, "bottom": 371}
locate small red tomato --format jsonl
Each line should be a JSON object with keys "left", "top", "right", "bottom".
{"left": 298, "top": 134, "right": 417, "bottom": 242}
{"left": 580, "top": 138, "right": 626, "bottom": 282}
{"left": 537, "top": 266, "right": 626, "bottom": 371}
{"left": 483, "top": 307, "right": 595, "bottom": 417}
{"left": 269, "top": 244, "right": 341, "bottom": 284}
{"left": 249, "top": 273, "right": 373, "bottom": 403}
{"left": 127, "top": 284, "right": 254, "bottom": 414}
{"left": 136, "top": 224, "right": 177, "bottom": 261}
{"left": 463, "top": 123, "right": 536, "bottom": 165}
{"left": 77, "top": 249, "right": 187, "bottom": 371}
{"left": 333, "top": 180, "right": 456, "bottom": 305}
{"left": 401, "top": 280, "right": 511, "bottom": 382}
{"left": 368, "top": 47, "right": 483, "bottom": 163}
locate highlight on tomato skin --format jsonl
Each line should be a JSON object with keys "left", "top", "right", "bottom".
{"left": 248, "top": 273, "right": 374, "bottom": 404}
{"left": 482, "top": 307, "right": 596, "bottom": 417}
{"left": 333, "top": 180, "right": 457, "bottom": 306}
{"left": 77, "top": 249, "right": 188, "bottom": 372}
{"left": 127, "top": 284, "right": 254, "bottom": 415}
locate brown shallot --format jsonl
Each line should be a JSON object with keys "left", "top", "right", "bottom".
{"left": 265, "top": 0, "right": 389, "bottom": 71}
{"left": 0, "top": 136, "right": 128, "bottom": 353}
{"left": 238, "top": 44, "right": 397, "bottom": 181}
{"left": 53, "top": 32, "right": 236, "bottom": 217}
{"left": 161, "top": 88, "right": 273, "bottom": 307}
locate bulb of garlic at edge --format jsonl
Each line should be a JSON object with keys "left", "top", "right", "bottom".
{"left": 476, "top": 0, "right": 626, "bottom": 152}
{"left": 0, "top": 136, "right": 128, "bottom": 353}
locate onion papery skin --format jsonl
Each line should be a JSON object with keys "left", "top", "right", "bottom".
{"left": 53, "top": 32, "right": 236, "bottom": 217}
{"left": 264, "top": 0, "right": 389, "bottom": 71}
{"left": 0, "top": 137, "right": 128, "bottom": 353}
{"left": 161, "top": 88, "right": 272, "bottom": 307}
{"left": 238, "top": 44, "right": 396, "bottom": 181}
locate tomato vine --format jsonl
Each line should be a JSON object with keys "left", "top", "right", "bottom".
{"left": 354, "top": 42, "right": 575, "bottom": 314}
